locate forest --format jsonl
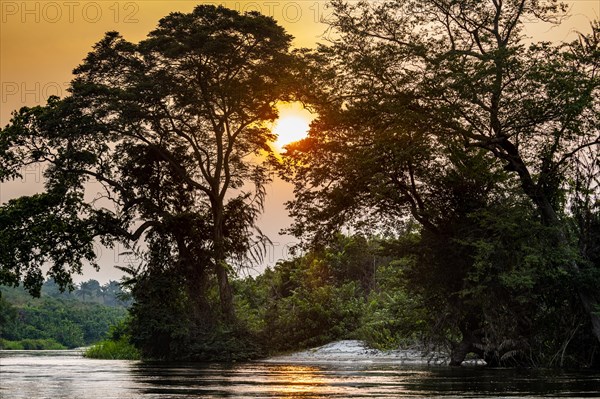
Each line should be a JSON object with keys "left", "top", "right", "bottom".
{"left": 0, "top": 1, "right": 598, "bottom": 367}
{"left": 0, "top": 279, "right": 128, "bottom": 349}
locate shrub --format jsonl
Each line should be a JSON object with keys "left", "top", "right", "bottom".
{"left": 84, "top": 337, "right": 140, "bottom": 360}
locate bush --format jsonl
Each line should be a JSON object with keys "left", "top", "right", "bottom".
{"left": 84, "top": 337, "right": 140, "bottom": 360}
{"left": 0, "top": 339, "right": 24, "bottom": 349}
{"left": 186, "top": 324, "right": 266, "bottom": 362}
{"left": 357, "top": 261, "right": 427, "bottom": 350}
{"left": 263, "top": 281, "right": 365, "bottom": 351}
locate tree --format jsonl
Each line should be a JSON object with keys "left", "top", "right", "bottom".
{"left": 282, "top": 0, "right": 599, "bottom": 363}
{"left": 42, "top": 278, "right": 74, "bottom": 299}
{"left": 76, "top": 281, "right": 94, "bottom": 302}
{"left": 99, "top": 283, "right": 109, "bottom": 304}
{"left": 0, "top": 297, "right": 18, "bottom": 336}
{"left": 83, "top": 279, "right": 101, "bottom": 301}
{"left": 98, "top": 281, "right": 126, "bottom": 305}
{"left": 0, "top": 5, "right": 294, "bottom": 322}
{"left": 0, "top": 184, "right": 103, "bottom": 297}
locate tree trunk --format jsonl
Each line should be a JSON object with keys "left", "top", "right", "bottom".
{"left": 215, "top": 262, "right": 235, "bottom": 322}
{"left": 186, "top": 262, "right": 211, "bottom": 329}
{"left": 450, "top": 339, "right": 472, "bottom": 366}
{"left": 213, "top": 205, "right": 236, "bottom": 322}
{"left": 450, "top": 329, "right": 481, "bottom": 366}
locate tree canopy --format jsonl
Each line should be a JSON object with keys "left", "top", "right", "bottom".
{"left": 0, "top": 5, "right": 294, "bottom": 322}
{"left": 282, "top": 0, "right": 599, "bottom": 364}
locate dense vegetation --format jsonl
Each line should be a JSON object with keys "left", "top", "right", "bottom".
{"left": 234, "top": 235, "right": 420, "bottom": 352}
{"left": 0, "top": 2, "right": 598, "bottom": 367}
{"left": 233, "top": 232, "right": 599, "bottom": 367}
{"left": 279, "top": 0, "right": 600, "bottom": 367}
{"left": 83, "top": 319, "right": 140, "bottom": 359}
{"left": 0, "top": 279, "right": 128, "bottom": 349}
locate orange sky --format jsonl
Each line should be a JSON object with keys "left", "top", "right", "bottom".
{"left": 0, "top": 0, "right": 598, "bottom": 282}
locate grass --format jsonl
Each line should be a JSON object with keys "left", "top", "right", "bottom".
{"left": 83, "top": 337, "right": 140, "bottom": 360}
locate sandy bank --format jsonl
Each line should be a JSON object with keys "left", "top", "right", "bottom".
{"left": 262, "top": 340, "right": 452, "bottom": 365}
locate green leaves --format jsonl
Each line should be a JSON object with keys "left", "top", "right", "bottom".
{"left": 0, "top": 192, "right": 100, "bottom": 296}
{"left": 0, "top": 5, "right": 298, "bottom": 327}
{"left": 0, "top": 286, "right": 128, "bottom": 348}
{"left": 279, "top": 0, "right": 599, "bottom": 364}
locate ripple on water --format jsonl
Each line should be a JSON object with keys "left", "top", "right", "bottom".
{"left": 1, "top": 350, "right": 599, "bottom": 398}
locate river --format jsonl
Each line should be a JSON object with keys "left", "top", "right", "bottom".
{"left": 1, "top": 350, "right": 599, "bottom": 398}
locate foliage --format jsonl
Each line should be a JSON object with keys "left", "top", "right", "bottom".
{"left": 234, "top": 235, "right": 387, "bottom": 353}
{"left": 0, "top": 338, "right": 66, "bottom": 350}
{"left": 358, "top": 259, "right": 427, "bottom": 350}
{"left": 0, "top": 4, "right": 295, "bottom": 324}
{"left": 0, "top": 2, "right": 598, "bottom": 368}
{"left": 125, "top": 267, "right": 194, "bottom": 359}
{"left": 265, "top": 278, "right": 364, "bottom": 350}
{"left": 185, "top": 325, "right": 266, "bottom": 362}
{"left": 0, "top": 189, "right": 102, "bottom": 297}
{"left": 83, "top": 319, "right": 139, "bottom": 360}
{"left": 119, "top": 252, "right": 263, "bottom": 361}
{"left": 0, "top": 285, "right": 128, "bottom": 348}
{"left": 280, "top": 0, "right": 599, "bottom": 366}
{"left": 83, "top": 338, "right": 140, "bottom": 360}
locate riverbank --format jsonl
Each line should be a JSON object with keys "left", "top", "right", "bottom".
{"left": 263, "top": 340, "right": 460, "bottom": 365}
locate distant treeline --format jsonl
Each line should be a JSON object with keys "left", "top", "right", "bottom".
{"left": 0, "top": 279, "right": 129, "bottom": 349}
{"left": 39, "top": 278, "right": 132, "bottom": 307}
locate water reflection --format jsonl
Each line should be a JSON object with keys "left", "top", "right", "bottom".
{"left": 128, "top": 363, "right": 333, "bottom": 397}
{"left": 1, "top": 350, "right": 599, "bottom": 398}
{"left": 261, "top": 365, "right": 326, "bottom": 397}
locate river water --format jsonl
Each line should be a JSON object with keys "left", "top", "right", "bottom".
{"left": 1, "top": 350, "right": 599, "bottom": 398}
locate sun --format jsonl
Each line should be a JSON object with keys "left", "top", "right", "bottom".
{"left": 272, "top": 102, "right": 314, "bottom": 150}
{"left": 273, "top": 116, "right": 310, "bottom": 147}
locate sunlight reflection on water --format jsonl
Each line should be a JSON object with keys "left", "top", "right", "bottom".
{"left": 1, "top": 350, "right": 599, "bottom": 398}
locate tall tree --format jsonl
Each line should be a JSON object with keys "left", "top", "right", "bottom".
{"left": 284, "top": 0, "right": 600, "bottom": 349}
{"left": 0, "top": 5, "right": 294, "bottom": 322}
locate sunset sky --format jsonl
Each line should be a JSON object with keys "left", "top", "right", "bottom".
{"left": 1, "top": 0, "right": 598, "bottom": 282}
